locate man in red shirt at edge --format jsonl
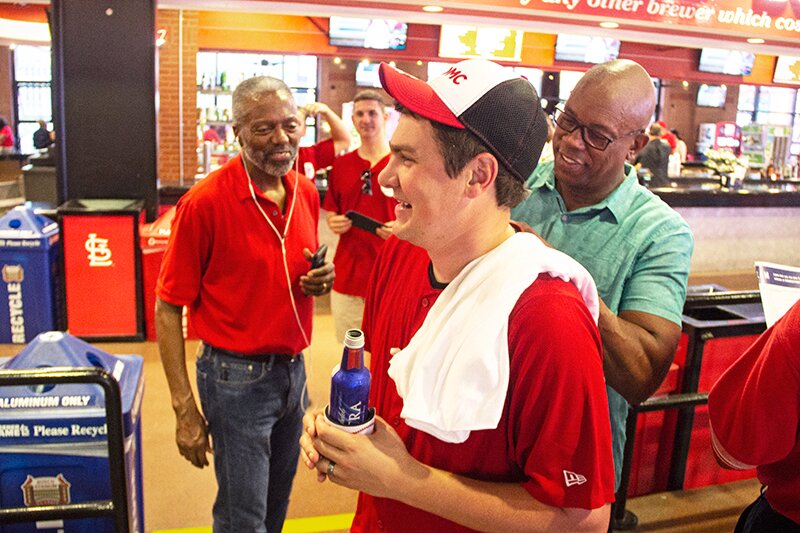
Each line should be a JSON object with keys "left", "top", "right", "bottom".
{"left": 156, "top": 76, "right": 335, "bottom": 533}
{"left": 708, "top": 298, "right": 800, "bottom": 531}
{"left": 323, "top": 89, "right": 397, "bottom": 342}
{"left": 300, "top": 60, "right": 615, "bottom": 532}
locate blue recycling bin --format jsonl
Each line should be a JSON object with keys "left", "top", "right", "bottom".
{"left": 0, "top": 206, "right": 61, "bottom": 344}
{"left": 0, "top": 332, "right": 144, "bottom": 532}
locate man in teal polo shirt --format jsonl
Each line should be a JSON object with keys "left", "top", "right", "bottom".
{"left": 512, "top": 59, "right": 694, "bottom": 492}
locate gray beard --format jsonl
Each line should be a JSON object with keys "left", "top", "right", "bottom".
{"left": 243, "top": 144, "right": 298, "bottom": 177}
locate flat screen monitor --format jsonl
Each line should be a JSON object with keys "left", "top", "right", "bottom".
{"left": 696, "top": 84, "right": 727, "bottom": 108}
{"left": 329, "top": 16, "right": 408, "bottom": 50}
{"left": 773, "top": 55, "right": 800, "bottom": 85}
{"left": 698, "top": 48, "right": 755, "bottom": 76}
{"left": 355, "top": 62, "right": 382, "bottom": 88}
{"left": 554, "top": 34, "right": 620, "bottom": 64}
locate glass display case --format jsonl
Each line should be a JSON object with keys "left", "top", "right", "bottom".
{"left": 195, "top": 52, "right": 318, "bottom": 175}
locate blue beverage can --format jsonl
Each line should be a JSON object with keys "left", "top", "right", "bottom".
{"left": 329, "top": 329, "right": 371, "bottom": 426}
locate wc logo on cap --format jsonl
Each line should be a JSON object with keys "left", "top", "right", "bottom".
{"left": 442, "top": 67, "right": 468, "bottom": 85}
{"left": 430, "top": 60, "right": 518, "bottom": 120}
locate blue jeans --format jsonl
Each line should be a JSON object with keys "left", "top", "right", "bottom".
{"left": 196, "top": 344, "right": 309, "bottom": 533}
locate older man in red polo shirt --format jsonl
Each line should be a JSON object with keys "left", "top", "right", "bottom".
{"left": 156, "top": 75, "right": 334, "bottom": 533}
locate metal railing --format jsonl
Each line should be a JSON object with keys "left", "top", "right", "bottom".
{"left": 612, "top": 290, "right": 765, "bottom": 530}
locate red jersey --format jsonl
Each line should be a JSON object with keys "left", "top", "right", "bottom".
{"left": 297, "top": 138, "right": 336, "bottom": 179}
{"left": 661, "top": 131, "right": 678, "bottom": 151}
{"left": 322, "top": 151, "right": 396, "bottom": 298}
{"left": 0, "top": 125, "right": 14, "bottom": 147}
{"left": 353, "top": 236, "right": 615, "bottom": 532}
{"left": 156, "top": 154, "right": 319, "bottom": 355}
{"left": 709, "top": 300, "right": 800, "bottom": 524}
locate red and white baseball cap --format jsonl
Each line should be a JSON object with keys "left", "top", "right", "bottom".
{"left": 379, "top": 59, "right": 548, "bottom": 182}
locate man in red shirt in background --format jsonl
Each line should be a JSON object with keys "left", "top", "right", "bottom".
{"left": 0, "top": 117, "right": 15, "bottom": 151}
{"left": 323, "top": 90, "right": 396, "bottom": 342}
{"left": 656, "top": 120, "right": 677, "bottom": 153}
{"left": 301, "top": 59, "right": 614, "bottom": 532}
{"left": 296, "top": 101, "right": 351, "bottom": 180}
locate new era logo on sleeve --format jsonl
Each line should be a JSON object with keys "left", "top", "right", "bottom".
{"left": 563, "top": 470, "right": 587, "bottom": 487}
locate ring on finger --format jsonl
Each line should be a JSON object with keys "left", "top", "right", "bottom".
{"left": 327, "top": 461, "right": 335, "bottom": 478}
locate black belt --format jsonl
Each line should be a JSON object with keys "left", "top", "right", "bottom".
{"left": 206, "top": 344, "right": 299, "bottom": 363}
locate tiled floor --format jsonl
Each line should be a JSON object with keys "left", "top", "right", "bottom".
{"left": 1, "top": 300, "right": 762, "bottom": 532}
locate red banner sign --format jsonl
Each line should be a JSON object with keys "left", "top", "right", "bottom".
{"left": 428, "top": 0, "right": 800, "bottom": 40}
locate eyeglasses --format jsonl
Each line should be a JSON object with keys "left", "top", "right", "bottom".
{"left": 552, "top": 105, "right": 644, "bottom": 151}
{"left": 361, "top": 169, "right": 373, "bottom": 196}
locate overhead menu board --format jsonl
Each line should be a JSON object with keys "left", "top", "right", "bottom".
{"left": 439, "top": 25, "right": 524, "bottom": 62}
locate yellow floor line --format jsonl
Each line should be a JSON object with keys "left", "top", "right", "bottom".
{"left": 153, "top": 512, "right": 354, "bottom": 533}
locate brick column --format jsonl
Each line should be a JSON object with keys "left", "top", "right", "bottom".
{"left": 156, "top": 9, "right": 198, "bottom": 186}
{"left": 0, "top": 46, "right": 14, "bottom": 125}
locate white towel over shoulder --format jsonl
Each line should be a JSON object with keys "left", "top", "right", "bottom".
{"left": 387, "top": 232, "right": 598, "bottom": 443}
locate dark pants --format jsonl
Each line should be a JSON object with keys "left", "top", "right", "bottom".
{"left": 196, "top": 344, "right": 309, "bottom": 533}
{"left": 735, "top": 492, "right": 800, "bottom": 533}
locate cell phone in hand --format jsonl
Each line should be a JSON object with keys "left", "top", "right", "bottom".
{"left": 309, "top": 244, "right": 328, "bottom": 269}
{"left": 345, "top": 211, "right": 385, "bottom": 235}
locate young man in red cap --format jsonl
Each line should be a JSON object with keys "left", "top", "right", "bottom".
{"left": 300, "top": 59, "right": 615, "bottom": 532}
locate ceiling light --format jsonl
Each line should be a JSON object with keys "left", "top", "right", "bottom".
{"left": 422, "top": 5, "right": 444, "bottom": 12}
{"left": 416, "top": 60, "right": 423, "bottom": 66}
{"left": 333, "top": 57, "right": 342, "bottom": 65}
{"left": 747, "top": 37, "right": 765, "bottom": 44}
{"left": 599, "top": 21, "right": 619, "bottom": 29}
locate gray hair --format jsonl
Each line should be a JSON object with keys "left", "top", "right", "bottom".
{"left": 232, "top": 76, "right": 293, "bottom": 128}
